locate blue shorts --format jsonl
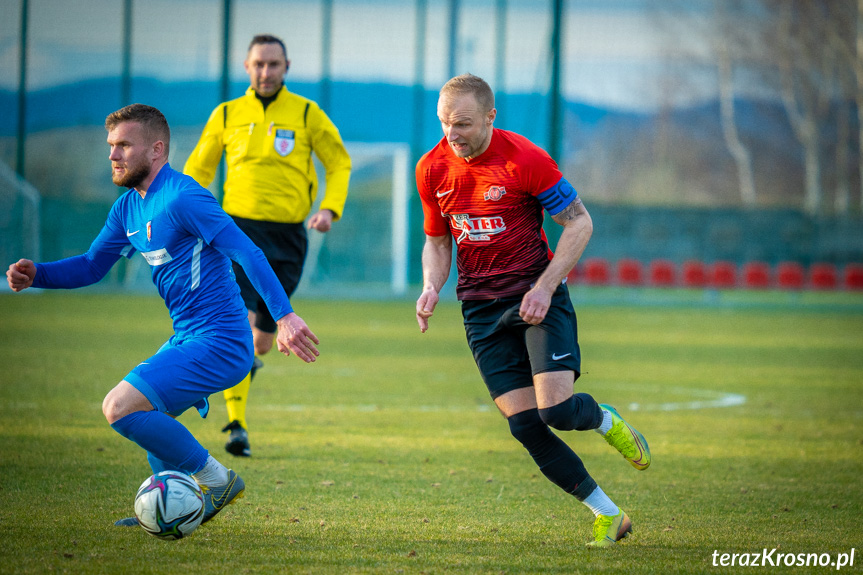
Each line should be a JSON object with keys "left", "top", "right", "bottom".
{"left": 124, "top": 329, "right": 254, "bottom": 417}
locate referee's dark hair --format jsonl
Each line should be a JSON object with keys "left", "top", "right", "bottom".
{"left": 248, "top": 34, "right": 288, "bottom": 60}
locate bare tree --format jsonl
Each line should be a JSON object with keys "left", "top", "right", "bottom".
{"left": 800, "top": 0, "right": 863, "bottom": 214}
{"left": 775, "top": 2, "right": 826, "bottom": 214}
{"left": 817, "top": 0, "right": 863, "bottom": 213}
{"left": 715, "top": 20, "right": 757, "bottom": 206}
{"left": 650, "top": 0, "right": 762, "bottom": 206}
{"left": 651, "top": 0, "right": 859, "bottom": 215}
{"left": 858, "top": 0, "right": 863, "bottom": 212}
{"left": 769, "top": 0, "right": 859, "bottom": 215}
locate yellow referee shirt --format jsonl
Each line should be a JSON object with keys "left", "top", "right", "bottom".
{"left": 184, "top": 86, "right": 351, "bottom": 224}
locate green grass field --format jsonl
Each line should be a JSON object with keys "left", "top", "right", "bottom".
{"left": 1, "top": 291, "right": 861, "bottom": 574}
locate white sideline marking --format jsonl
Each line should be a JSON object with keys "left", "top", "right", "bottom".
{"left": 260, "top": 404, "right": 494, "bottom": 413}
{"left": 70, "top": 387, "right": 745, "bottom": 416}
{"left": 260, "top": 388, "right": 746, "bottom": 414}
{"left": 627, "top": 392, "right": 747, "bottom": 412}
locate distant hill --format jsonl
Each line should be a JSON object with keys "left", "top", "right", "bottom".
{"left": 2, "top": 75, "right": 832, "bottom": 211}
{"left": 4, "top": 77, "right": 860, "bottom": 268}
{"left": 0, "top": 75, "right": 763, "bottom": 147}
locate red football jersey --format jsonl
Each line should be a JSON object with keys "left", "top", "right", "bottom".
{"left": 416, "top": 128, "right": 563, "bottom": 300}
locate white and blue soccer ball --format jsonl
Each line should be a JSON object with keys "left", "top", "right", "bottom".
{"left": 134, "top": 471, "right": 204, "bottom": 540}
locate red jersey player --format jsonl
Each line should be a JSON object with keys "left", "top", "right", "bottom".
{"left": 415, "top": 74, "right": 651, "bottom": 548}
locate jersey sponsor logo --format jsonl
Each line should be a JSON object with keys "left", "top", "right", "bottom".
{"left": 126, "top": 229, "right": 139, "bottom": 237}
{"left": 274, "top": 129, "right": 295, "bottom": 156}
{"left": 436, "top": 188, "right": 454, "bottom": 198}
{"left": 484, "top": 186, "right": 506, "bottom": 201}
{"left": 141, "top": 248, "right": 173, "bottom": 266}
{"left": 551, "top": 352, "right": 572, "bottom": 360}
{"left": 451, "top": 213, "right": 506, "bottom": 244}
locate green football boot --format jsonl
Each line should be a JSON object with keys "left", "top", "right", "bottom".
{"left": 587, "top": 509, "right": 632, "bottom": 548}
{"left": 599, "top": 404, "right": 651, "bottom": 470}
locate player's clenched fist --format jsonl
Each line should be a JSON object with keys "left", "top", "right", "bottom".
{"left": 6, "top": 259, "right": 36, "bottom": 292}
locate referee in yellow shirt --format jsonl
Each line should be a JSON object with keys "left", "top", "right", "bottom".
{"left": 184, "top": 34, "right": 351, "bottom": 457}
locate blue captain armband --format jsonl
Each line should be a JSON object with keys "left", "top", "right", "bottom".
{"left": 536, "top": 178, "right": 578, "bottom": 216}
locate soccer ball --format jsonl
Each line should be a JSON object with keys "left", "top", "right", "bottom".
{"left": 133, "top": 471, "right": 205, "bottom": 540}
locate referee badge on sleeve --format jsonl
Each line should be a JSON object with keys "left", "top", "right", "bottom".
{"left": 274, "top": 129, "right": 295, "bottom": 156}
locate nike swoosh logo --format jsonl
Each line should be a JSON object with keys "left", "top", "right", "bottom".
{"left": 126, "top": 229, "right": 139, "bottom": 237}
{"left": 436, "top": 189, "right": 454, "bottom": 198}
{"left": 209, "top": 474, "right": 239, "bottom": 510}
{"left": 551, "top": 353, "right": 572, "bottom": 360}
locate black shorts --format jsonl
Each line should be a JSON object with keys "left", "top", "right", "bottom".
{"left": 231, "top": 216, "right": 308, "bottom": 334}
{"left": 461, "top": 283, "right": 581, "bottom": 399}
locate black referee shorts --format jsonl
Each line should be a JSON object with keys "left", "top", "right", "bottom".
{"left": 461, "top": 283, "right": 582, "bottom": 399}
{"left": 230, "top": 216, "right": 308, "bottom": 334}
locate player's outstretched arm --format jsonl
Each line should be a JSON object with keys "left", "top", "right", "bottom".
{"left": 6, "top": 259, "right": 36, "bottom": 292}
{"left": 275, "top": 313, "right": 320, "bottom": 363}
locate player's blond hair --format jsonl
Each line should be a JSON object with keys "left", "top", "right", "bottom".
{"left": 440, "top": 74, "right": 495, "bottom": 113}
{"left": 105, "top": 104, "right": 171, "bottom": 157}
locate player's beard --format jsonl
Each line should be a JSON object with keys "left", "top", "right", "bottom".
{"left": 112, "top": 161, "right": 150, "bottom": 189}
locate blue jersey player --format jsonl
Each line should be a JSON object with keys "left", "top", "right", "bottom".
{"left": 6, "top": 104, "right": 320, "bottom": 528}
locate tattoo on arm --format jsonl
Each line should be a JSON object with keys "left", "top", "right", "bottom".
{"left": 552, "top": 197, "right": 582, "bottom": 226}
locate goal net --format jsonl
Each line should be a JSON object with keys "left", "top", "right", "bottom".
{"left": 121, "top": 141, "right": 412, "bottom": 299}
{"left": 0, "top": 161, "right": 40, "bottom": 291}
{"left": 296, "top": 141, "right": 411, "bottom": 299}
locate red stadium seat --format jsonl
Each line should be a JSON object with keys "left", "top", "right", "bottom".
{"left": 682, "top": 260, "right": 707, "bottom": 288}
{"left": 582, "top": 258, "right": 610, "bottom": 285}
{"left": 649, "top": 260, "right": 676, "bottom": 287}
{"left": 809, "top": 263, "right": 838, "bottom": 290}
{"left": 776, "top": 262, "right": 804, "bottom": 290}
{"left": 844, "top": 264, "right": 863, "bottom": 290}
{"left": 709, "top": 261, "right": 737, "bottom": 289}
{"left": 616, "top": 259, "right": 644, "bottom": 286}
{"left": 742, "top": 262, "right": 771, "bottom": 289}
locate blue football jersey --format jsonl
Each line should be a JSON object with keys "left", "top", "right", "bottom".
{"left": 91, "top": 164, "right": 248, "bottom": 334}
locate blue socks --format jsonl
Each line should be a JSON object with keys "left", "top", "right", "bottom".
{"left": 147, "top": 452, "right": 176, "bottom": 475}
{"left": 110, "top": 411, "right": 209, "bottom": 475}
